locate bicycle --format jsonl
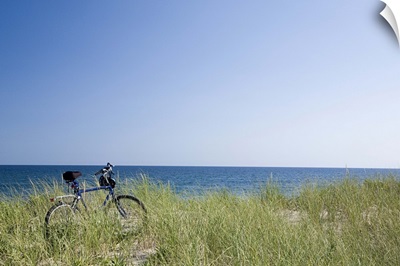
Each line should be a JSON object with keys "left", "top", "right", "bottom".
{"left": 44, "top": 163, "right": 147, "bottom": 238}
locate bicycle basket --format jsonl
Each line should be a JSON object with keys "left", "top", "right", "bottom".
{"left": 63, "top": 171, "right": 82, "bottom": 182}
{"left": 99, "top": 176, "right": 116, "bottom": 188}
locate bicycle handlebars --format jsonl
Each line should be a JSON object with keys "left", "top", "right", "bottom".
{"left": 94, "top": 162, "right": 114, "bottom": 176}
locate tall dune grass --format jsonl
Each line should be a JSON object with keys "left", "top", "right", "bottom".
{"left": 1, "top": 175, "right": 400, "bottom": 265}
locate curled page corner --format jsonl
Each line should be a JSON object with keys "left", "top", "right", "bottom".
{"left": 380, "top": 0, "right": 400, "bottom": 46}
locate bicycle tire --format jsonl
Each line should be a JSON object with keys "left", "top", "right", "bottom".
{"left": 115, "top": 195, "right": 147, "bottom": 233}
{"left": 44, "top": 201, "right": 78, "bottom": 239}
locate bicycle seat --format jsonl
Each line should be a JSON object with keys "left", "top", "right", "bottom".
{"left": 63, "top": 171, "right": 82, "bottom": 182}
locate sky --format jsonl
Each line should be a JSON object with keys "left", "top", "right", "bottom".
{"left": 1, "top": 0, "right": 400, "bottom": 168}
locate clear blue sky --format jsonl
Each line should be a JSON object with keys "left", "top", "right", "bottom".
{"left": 1, "top": 0, "right": 399, "bottom": 167}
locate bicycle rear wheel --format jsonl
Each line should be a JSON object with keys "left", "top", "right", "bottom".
{"left": 115, "top": 195, "right": 147, "bottom": 233}
{"left": 45, "top": 201, "right": 79, "bottom": 239}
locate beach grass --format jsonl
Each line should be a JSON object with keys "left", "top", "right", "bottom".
{"left": 1, "top": 175, "right": 400, "bottom": 265}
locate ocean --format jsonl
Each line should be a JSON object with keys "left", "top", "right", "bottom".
{"left": 0, "top": 165, "right": 399, "bottom": 197}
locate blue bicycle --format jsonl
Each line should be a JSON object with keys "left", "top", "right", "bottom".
{"left": 44, "top": 163, "right": 147, "bottom": 238}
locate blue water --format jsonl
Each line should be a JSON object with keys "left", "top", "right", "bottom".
{"left": 0, "top": 165, "right": 399, "bottom": 196}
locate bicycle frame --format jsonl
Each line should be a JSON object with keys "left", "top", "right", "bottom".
{"left": 51, "top": 180, "right": 116, "bottom": 211}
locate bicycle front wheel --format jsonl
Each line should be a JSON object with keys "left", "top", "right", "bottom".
{"left": 45, "top": 202, "right": 79, "bottom": 239}
{"left": 115, "top": 195, "right": 147, "bottom": 233}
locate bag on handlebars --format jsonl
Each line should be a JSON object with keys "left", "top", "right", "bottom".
{"left": 99, "top": 175, "right": 116, "bottom": 188}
